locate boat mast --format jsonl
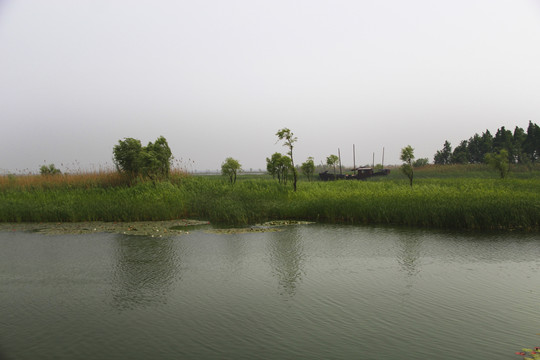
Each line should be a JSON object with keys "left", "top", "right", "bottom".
{"left": 353, "top": 144, "right": 356, "bottom": 170}
{"left": 338, "top": 148, "right": 342, "bottom": 175}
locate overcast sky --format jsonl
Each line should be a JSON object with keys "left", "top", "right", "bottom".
{"left": 1, "top": 0, "right": 539, "bottom": 173}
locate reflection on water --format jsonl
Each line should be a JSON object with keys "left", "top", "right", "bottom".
{"left": 111, "top": 235, "right": 182, "bottom": 310}
{"left": 397, "top": 231, "right": 423, "bottom": 277}
{"left": 267, "top": 227, "right": 305, "bottom": 297}
{"left": 1, "top": 226, "right": 539, "bottom": 360}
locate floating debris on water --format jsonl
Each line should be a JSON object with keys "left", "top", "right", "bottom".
{"left": 0, "top": 219, "right": 313, "bottom": 236}
{"left": 205, "top": 227, "right": 282, "bottom": 235}
{"left": 205, "top": 220, "right": 314, "bottom": 234}
{"left": 259, "top": 220, "right": 314, "bottom": 226}
{"left": 0, "top": 220, "right": 210, "bottom": 236}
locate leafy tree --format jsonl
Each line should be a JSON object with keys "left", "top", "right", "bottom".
{"left": 137, "top": 136, "right": 173, "bottom": 179}
{"left": 479, "top": 129, "right": 494, "bottom": 156}
{"left": 413, "top": 158, "right": 429, "bottom": 168}
{"left": 467, "top": 134, "right": 484, "bottom": 164}
{"left": 40, "top": 163, "right": 61, "bottom": 175}
{"left": 326, "top": 154, "right": 339, "bottom": 176}
{"left": 147, "top": 136, "right": 173, "bottom": 177}
{"left": 512, "top": 126, "right": 527, "bottom": 164}
{"left": 451, "top": 140, "right": 470, "bottom": 164}
{"left": 493, "top": 126, "right": 514, "bottom": 162}
{"left": 434, "top": 141, "right": 452, "bottom": 165}
{"left": 485, "top": 149, "right": 509, "bottom": 178}
{"left": 113, "top": 136, "right": 173, "bottom": 180}
{"left": 276, "top": 128, "right": 298, "bottom": 191}
{"left": 266, "top": 152, "right": 282, "bottom": 180}
{"left": 266, "top": 153, "right": 292, "bottom": 184}
{"left": 465, "top": 130, "right": 495, "bottom": 164}
{"left": 400, "top": 145, "right": 415, "bottom": 187}
{"left": 523, "top": 121, "right": 540, "bottom": 163}
{"left": 433, "top": 122, "right": 540, "bottom": 166}
{"left": 221, "top": 157, "right": 242, "bottom": 184}
{"left": 278, "top": 156, "right": 293, "bottom": 184}
{"left": 113, "top": 138, "right": 143, "bottom": 177}
{"left": 300, "top": 157, "right": 315, "bottom": 181}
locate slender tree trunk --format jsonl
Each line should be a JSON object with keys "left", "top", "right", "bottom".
{"left": 291, "top": 153, "right": 297, "bottom": 192}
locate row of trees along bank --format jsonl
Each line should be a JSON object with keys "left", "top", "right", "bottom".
{"left": 434, "top": 121, "right": 540, "bottom": 166}
{"left": 110, "top": 123, "right": 537, "bottom": 187}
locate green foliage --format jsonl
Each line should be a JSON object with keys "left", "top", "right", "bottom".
{"left": 266, "top": 152, "right": 280, "bottom": 180}
{"left": 3, "top": 176, "right": 540, "bottom": 230}
{"left": 413, "top": 158, "right": 429, "bottom": 168}
{"left": 326, "top": 154, "right": 339, "bottom": 175}
{"left": 485, "top": 149, "right": 510, "bottom": 178}
{"left": 221, "top": 157, "right": 242, "bottom": 184}
{"left": 300, "top": 157, "right": 315, "bottom": 181}
{"left": 434, "top": 122, "right": 540, "bottom": 166}
{"left": 434, "top": 140, "right": 452, "bottom": 165}
{"left": 40, "top": 164, "right": 61, "bottom": 176}
{"left": 493, "top": 126, "right": 514, "bottom": 158}
{"left": 266, "top": 153, "right": 292, "bottom": 184}
{"left": 451, "top": 140, "right": 470, "bottom": 164}
{"left": 112, "top": 138, "right": 142, "bottom": 176}
{"left": 276, "top": 128, "right": 298, "bottom": 191}
{"left": 113, "top": 136, "right": 172, "bottom": 181}
{"left": 524, "top": 121, "right": 540, "bottom": 162}
{"left": 144, "top": 136, "right": 173, "bottom": 178}
{"left": 400, "top": 145, "right": 415, "bottom": 187}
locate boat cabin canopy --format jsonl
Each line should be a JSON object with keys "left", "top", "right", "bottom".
{"left": 354, "top": 167, "right": 374, "bottom": 174}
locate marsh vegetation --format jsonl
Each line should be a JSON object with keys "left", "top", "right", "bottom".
{"left": 2, "top": 125, "right": 540, "bottom": 230}
{"left": 1, "top": 164, "right": 539, "bottom": 230}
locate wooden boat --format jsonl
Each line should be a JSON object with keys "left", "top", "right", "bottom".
{"left": 318, "top": 167, "right": 390, "bottom": 181}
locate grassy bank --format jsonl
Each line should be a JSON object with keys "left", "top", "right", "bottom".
{"left": 1, "top": 166, "right": 540, "bottom": 230}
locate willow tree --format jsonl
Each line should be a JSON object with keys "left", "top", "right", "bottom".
{"left": 276, "top": 128, "right": 298, "bottom": 191}
{"left": 113, "top": 136, "right": 172, "bottom": 181}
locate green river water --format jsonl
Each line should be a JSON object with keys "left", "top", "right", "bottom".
{"left": 1, "top": 224, "right": 539, "bottom": 359}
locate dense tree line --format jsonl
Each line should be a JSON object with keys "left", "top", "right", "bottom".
{"left": 434, "top": 121, "right": 540, "bottom": 165}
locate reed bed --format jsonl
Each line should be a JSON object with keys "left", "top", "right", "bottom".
{"left": 1, "top": 170, "right": 539, "bottom": 230}
{"left": 0, "top": 169, "right": 188, "bottom": 191}
{"left": 0, "top": 171, "right": 129, "bottom": 190}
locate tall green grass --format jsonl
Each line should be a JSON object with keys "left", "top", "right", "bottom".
{"left": 0, "top": 181, "right": 188, "bottom": 222}
{"left": 1, "top": 168, "right": 539, "bottom": 230}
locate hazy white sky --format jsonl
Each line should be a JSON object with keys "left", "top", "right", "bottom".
{"left": 1, "top": 0, "right": 540, "bottom": 173}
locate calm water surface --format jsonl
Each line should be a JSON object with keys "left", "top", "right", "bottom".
{"left": 0, "top": 224, "right": 539, "bottom": 360}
